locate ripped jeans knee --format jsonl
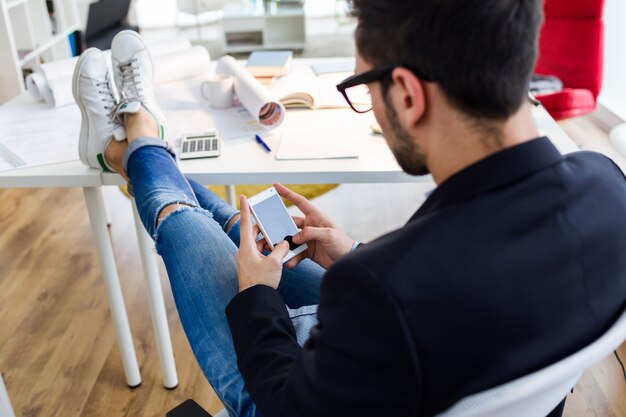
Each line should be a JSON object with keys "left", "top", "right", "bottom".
{"left": 152, "top": 205, "right": 219, "bottom": 256}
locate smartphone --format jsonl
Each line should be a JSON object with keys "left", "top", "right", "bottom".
{"left": 248, "top": 186, "right": 308, "bottom": 263}
{"left": 166, "top": 399, "right": 212, "bottom": 417}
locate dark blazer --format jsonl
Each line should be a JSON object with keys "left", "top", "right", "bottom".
{"left": 226, "top": 137, "right": 626, "bottom": 417}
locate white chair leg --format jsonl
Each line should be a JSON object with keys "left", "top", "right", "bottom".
{"left": 0, "top": 373, "right": 16, "bottom": 417}
{"left": 225, "top": 185, "right": 237, "bottom": 207}
{"left": 610, "top": 123, "right": 626, "bottom": 158}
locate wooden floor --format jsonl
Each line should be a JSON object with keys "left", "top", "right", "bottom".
{"left": 1, "top": 115, "right": 625, "bottom": 417}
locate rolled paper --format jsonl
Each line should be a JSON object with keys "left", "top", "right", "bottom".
{"left": 26, "top": 72, "right": 46, "bottom": 101}
{"left": 216, "top": 55, "right": 285, "bottom": 128}
{"left": 30, "top": 39, "right": 207, "bottom": 108}
{"left": 153, "top": 45, "right": 211, "bottom": 84}
{"left": 149, "top": 38, "right": 193, "bottom": 57}
{"left": 41, "top": 76, "right": 73, "bottom": 108}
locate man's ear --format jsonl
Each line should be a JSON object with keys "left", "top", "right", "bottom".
{"left": 390, "top": 68, "right": 426, "bottom": 129}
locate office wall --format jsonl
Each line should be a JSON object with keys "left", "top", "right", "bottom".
{"left": 599, "top": 0, "right": 626, "bottom": 120}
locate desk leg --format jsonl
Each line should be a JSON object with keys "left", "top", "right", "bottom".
{"left": 83, "top": 187, "right": 142, "bottom": 388}
{"left": 226, "top": 185, "right": 236, "bottom": 207}
{"left": 0, "top": 373, "right": 15, "bottom": 417}
{"left": 131, "top": 200, "right": 179, "bottom": 389}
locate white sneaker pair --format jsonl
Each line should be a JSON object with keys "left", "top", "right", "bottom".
{"left": 72, "top": 30, "right": 168, "bottom": 171}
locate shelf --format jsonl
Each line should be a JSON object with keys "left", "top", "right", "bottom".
{"left": 224, "top": 42, "right": 304, "bottom": 53}
{"left": 264, "top": 42, "right": 305, "bottom": 48}
{"left": 4, "top": 0, "right": 30, "bottom": 10}
{"left": 18, "top": 24, "right": 78, "bottom": 65}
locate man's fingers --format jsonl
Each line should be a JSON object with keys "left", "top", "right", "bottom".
{"left": 285, "top": 252, "right": 306, "bottom": 269}
{"left": 293, "top": 226, "right": 327, "bottom": 245}
{"left": 292, "top": 216, "right": 306, "bottom": 228}
{"left": 268, "top": 240, "right": 290, "bottom": 263}
{"left": 274, "top": 183, "right": 316, "bottom": 215}
{"left": 239, "top": 195, "right": 256, "bottom": 250}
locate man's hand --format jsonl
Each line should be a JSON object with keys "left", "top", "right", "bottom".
{"left": 275, "top": 183, "right": 355, "bottom": 270}
{"left": 236, "top": 195, "right": 290, "bottom": 292}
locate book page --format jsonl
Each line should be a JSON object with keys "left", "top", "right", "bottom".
{"left": 270, "top": 71, "right": 353, "bottom": 109}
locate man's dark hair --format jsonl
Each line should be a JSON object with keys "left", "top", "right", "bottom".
{"left": 351, "top": 0, "right": 543, "bottom": 120}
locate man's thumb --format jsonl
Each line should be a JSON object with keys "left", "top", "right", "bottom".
{"left": 271, "top": 240, "right": 290, "bottom": 260}
{"left": 293, "top": 227, "right": 320, "bottom": 244}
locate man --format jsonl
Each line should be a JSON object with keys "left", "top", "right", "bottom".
{"left": 74, "top": 0, "right": 626, "bottom": 415}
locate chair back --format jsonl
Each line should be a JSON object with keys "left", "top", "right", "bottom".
{"left": 536, "top": 0, "right": 605, "bottom": 99}
{"left": 85, "top": 0, "right": 132, "bottom": 40}
{"left": 436, "top": 307, "right": 626, "bottom": 417}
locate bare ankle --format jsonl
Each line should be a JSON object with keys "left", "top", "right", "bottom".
{"left": 225, "top": 214, "right": 240, "bottom": 233}
{"left": 104, "top": 140, "right": 129, "bottom": 180}
{"left": 126, "top": 111, "right": 159, "bottom": 143}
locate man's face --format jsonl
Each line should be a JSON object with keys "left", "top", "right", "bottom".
{"left": 355, "top": 53, "right": 430, "bottom": 176}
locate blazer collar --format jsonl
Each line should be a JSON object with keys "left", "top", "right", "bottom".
{"left": 412, "top": 137, "right": 563, "bottom": 220}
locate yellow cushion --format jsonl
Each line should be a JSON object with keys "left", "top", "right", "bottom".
{"left": 119, "top": 184, "right": 337, "bottom": 209}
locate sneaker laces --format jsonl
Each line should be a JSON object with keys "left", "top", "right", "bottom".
{"left": 119, "top": 59, "right": 144, "bottom": 101}
{"left": 96, "top": 75, "right": 119, "bottom": 129}
{"left": 110, "top": 97, "right": 141, "bottom": 125}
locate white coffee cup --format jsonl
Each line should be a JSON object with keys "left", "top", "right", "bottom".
{"left": 201, "top": 74, "right": 234, "bottom": 109}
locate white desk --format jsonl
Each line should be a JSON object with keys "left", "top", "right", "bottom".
{"left": 0, "top": 57, "right": 579, "bottom": 391}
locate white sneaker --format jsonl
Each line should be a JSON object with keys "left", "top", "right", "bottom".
{"left": 72, "top": 48, "right": 126, "bottom": 171}
{"left": 111, "top": 30, "right": 169, "bottom": 141}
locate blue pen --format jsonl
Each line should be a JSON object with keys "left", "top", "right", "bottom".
{"left": 255, "top": 134, "right": 272, "bottom": 153}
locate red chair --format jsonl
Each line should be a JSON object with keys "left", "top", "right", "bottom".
{"left": 535, "top": 0, "right": 605, "bottom": 120}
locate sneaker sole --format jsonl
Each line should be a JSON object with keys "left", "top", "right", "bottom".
{"left": 112, "top": 30, "right": 169, "bottom": 141}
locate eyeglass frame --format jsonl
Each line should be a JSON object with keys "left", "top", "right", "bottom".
{"left": 336, "top": 64, "right": 543, "bottom": 114}
{"left": 335, "top": 64, "right": 435, "bottom": 114}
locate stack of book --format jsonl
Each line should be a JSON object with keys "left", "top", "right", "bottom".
{"left": 245, "top": 50, "right": 293, "bottom": 84}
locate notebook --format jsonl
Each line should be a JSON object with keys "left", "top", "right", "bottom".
{"left": 275, "top": 109, "right": 364, "bottom": 160}
{"left": 245, "top": 51, "right": 293, "bottom": 77}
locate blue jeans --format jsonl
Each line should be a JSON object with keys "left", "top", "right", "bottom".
{"left": 125, "top": 138, "right": 324, "bottom": 417}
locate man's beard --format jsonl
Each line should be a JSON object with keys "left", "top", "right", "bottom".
{"left": 383, "top": 91, "right": 430, "bottom": 176}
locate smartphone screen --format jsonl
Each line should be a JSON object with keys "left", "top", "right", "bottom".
{"left": 251, "top": 192, "right": 299, "bottom": 246}
{"left": 249, "top": 187, "right": 308, "bottom": 263}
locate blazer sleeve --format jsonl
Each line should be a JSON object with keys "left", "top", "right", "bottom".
{"left": 226, "top": 257, "right": 421, "bottom": 417}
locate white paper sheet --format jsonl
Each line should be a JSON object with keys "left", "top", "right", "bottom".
{"left": 0, "top": 103, "right": 80, "bottom": 171}
{"left": 276, "top": 109, "right": 367, "bottom": 160}
{"left": 216, "top": 56, "right": 285, "bottom": 129}
{"left": 155, "top": 80, "right": 264, "bottom": 140}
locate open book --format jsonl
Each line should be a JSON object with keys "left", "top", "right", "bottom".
{"left": 269, "top": 71, "right": 355, "bottom": 110}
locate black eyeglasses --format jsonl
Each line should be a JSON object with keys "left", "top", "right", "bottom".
{"left": 336, "top": 64, "right": 434, "bottom": 113}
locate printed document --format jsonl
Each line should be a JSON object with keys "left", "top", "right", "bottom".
{"left": 0, "top": 103, "right": 80, "bottom": 172}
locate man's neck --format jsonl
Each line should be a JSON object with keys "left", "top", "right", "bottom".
{"left": 428, "top": 104, "right": 540, "bottom": 185}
